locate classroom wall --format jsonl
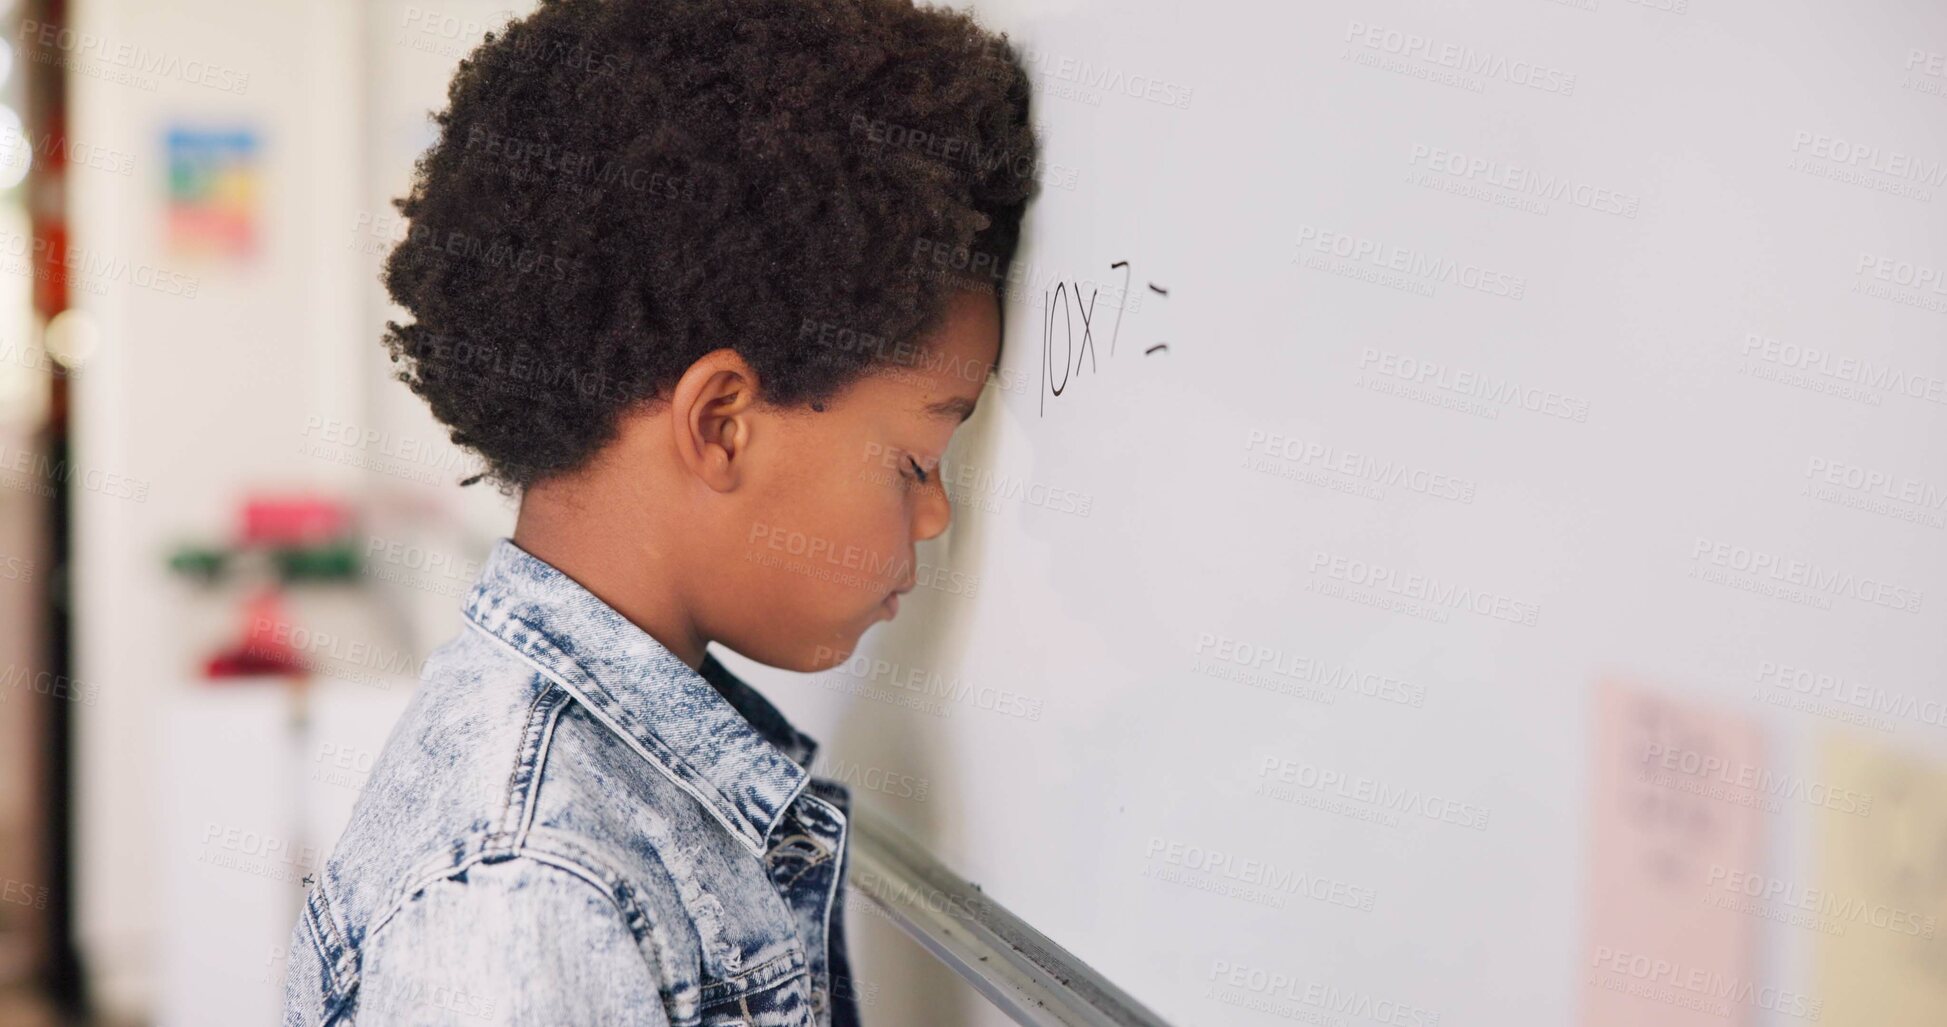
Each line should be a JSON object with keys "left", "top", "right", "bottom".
{"left": 67, "top": 0, "right": 366, "bottom": 1013}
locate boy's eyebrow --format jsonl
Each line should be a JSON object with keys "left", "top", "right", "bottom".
{"left": 924, "top": 396, "right": 979, "bottom": 423}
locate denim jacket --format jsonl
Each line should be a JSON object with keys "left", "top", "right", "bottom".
{"left": 282, "top": 539, "right": 859, "bottom": 1026}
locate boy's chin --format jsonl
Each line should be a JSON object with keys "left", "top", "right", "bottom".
{"left": 794, "top": 631, "right": 869, "bottom": 673}
{"left": 724, "top": 604, "right": 885, "bottom": 673}
{"left": 752, "top": 626, "right": 872, "bottom": 674}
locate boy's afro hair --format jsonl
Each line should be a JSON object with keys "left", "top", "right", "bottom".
{"left": 381, "top": 0, "right": 1041, "bottom": 490}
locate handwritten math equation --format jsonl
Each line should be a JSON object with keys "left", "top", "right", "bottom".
{"left": 1039, "top": 260, "right": 1171, "bottom": 416}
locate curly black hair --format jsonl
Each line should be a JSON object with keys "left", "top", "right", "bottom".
{"left": 380, "top": 0, "right": 1041, "bottom": 490}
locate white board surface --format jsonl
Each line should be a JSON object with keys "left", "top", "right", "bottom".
{"left": 723, "top": 1, "right": 1947, "bottom": 1024}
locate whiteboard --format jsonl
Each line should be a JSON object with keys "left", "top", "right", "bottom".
{"left": 720, "top": 0, "right": 1947, "bottom": 1024}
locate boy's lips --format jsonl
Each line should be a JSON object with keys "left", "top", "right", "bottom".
{"left": 882, "top": 584, "right": 913, "bottom": 619}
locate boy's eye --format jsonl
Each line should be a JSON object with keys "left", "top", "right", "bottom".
{"left": 907, "top": 456, "right": 930, "bottom": 484}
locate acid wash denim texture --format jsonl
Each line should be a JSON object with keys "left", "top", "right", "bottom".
{"left": 282, "top": 539, "right": 861, "bottom": 1027}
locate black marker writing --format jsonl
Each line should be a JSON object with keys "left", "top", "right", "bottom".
{"left": 1039, "top": 260, "right": 1171, "bottom": 415}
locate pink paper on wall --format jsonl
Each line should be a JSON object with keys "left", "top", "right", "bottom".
{"left": 1582, "top": 678, "right": 1765, "bottom": 1027}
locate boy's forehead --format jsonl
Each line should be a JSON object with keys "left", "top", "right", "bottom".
{"left": 831, "top": 349, "right": 988, "bottom": 428}
{"left": 818, "top": 289, "right": 997, "bottom": 423}
{"left": 855, "top": 359, "right": 983, "bottom": 409}
{"left": 907, "top": 337, "right": 995, "bottom": 411}
{"left": 883, "top": 295, "right": 999, "bottom": 405}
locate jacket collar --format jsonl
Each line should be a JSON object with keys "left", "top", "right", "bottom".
{"left": 461, "top": 538, "right": 817, "bottom": 855}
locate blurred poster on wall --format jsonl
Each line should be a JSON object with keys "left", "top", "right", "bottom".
{"left": 1818, "top": 732, "right": 1947, "bottom": 1026}
{"left": 163, "top": 125, "right": 259, "bottom": 262}
{"left": 1583, "top": 678, "right": 1765, "bottom": 1027}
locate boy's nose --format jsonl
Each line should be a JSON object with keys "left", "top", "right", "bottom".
{"left": 913, "top": 482, "right": 952, "bottom": 541}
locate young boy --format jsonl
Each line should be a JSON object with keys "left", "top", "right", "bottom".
{"left": 280, "top": 0, "right": 1037, "bottom": 1023}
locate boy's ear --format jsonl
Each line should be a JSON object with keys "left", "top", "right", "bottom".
{"left": 669, "top": 348, "right": 760, "bottom": 493}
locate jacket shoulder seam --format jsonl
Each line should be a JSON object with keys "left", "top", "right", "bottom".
{"left": 489, "top": 674, "right": 571, "bottom": 852}
{"left": 459, "top": 616, "right": 779, "bottom": 857}
{"left": 360, "top": 842, "right": 666, "bottom": 982}
{"left": 368, "top": 825, "right": 663, "bottom": 937}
